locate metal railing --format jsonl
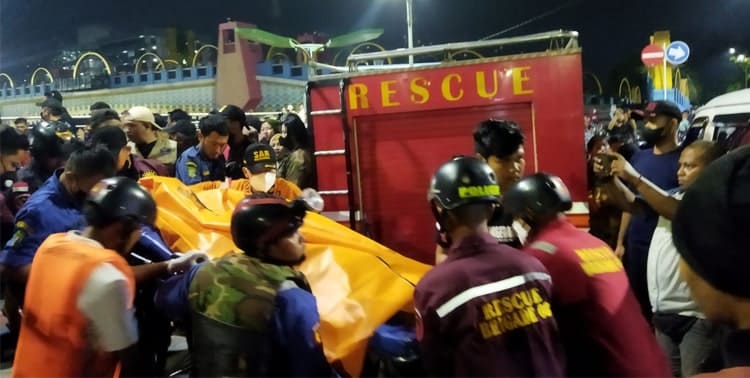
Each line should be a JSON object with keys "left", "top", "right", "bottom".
{"left": 346, "top": 29, "right": 579, "bottom": 69}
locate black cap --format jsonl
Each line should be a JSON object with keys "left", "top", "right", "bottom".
{"left": 89, "top": 126, "right": 128, "bottom": 158}
{"left": 84, "top": 177, "right": 157, "bottom": 226}
{"left": 231, "top": 197, "right": 307, "bottom": 253}
{"left": 89, "top": 101, "right": 111, "bottom": 112}
{"left": 503, "top": 173, "right": 573, "bottom": 222}
{"left": 644, "top": 100, "right": 682, "bottom": 121}
{"left": 47, "top": 90, "right": 62, "bottom": 102}
{"left": 219, "top": 104, "right": 247, "bottom": 126}
{"left": 428, "top": 156, "right": 501, "bottom": 210}
{"left": 37, "top": 97, "right": 64, "bottom": 110}
{"left": 164, "top": 119, "right": 197, "bottom": 136}
{"left": 673, "top": 146, "right": 750, "bottom": 299}
{"left": 89, "top": 108, "right": 121, "bottom": 130}
{"left": 243, "top": 143, "right": 277, "bottom": 174}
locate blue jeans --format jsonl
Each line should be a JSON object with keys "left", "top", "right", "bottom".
{"left": 653, "top": 314, "right": 725, "bottom": 377}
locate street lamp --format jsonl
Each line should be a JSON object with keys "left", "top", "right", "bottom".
{"left": 738, "top": 54, "right": 747, "bottom": 63}
{"left": 406, "top": 0, "right": 414, "bottom": 65}
{"left": 729, "top": 47, "right": 736, "bottom": 55}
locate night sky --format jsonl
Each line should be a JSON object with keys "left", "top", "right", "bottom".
{"left": 1, "top": 0, "right": 749, "bottom": 101}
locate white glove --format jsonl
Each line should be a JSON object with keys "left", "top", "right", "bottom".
{"left": 167, "top": 250, "right": 209, "bottom": 274}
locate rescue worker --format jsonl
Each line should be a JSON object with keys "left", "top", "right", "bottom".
{"left": 17, "top": 121, "right": 79, "bottom": 192}
{"left": 435, "top": 119, "right": 526, "bottom": 264}
{"left": 175, "top": 114, "right": 228, "bottom": 185}
{"left": 191, "top": 143, "right": 301, "bottom": 201}
{"left": 90, "top": 126, "right": 169, "bottom": 179}
{"left": 11, "top": 177, "right": 152, "bottom": 377}
{"left": 597, "top": 140, "right": 727, "bottom": 376}
{"left": 0, "top": 145, "right": 117, "bottom": 344}
{"left": 672, "top": 146, "right": 750, "bottom": 377}
{"left": 155, "top": 194, "right": 335, "bottom": 377}
{"left": 12, "top": 176, "right": 204, "bottom": 377}
{"left": 122, "top": 106, "right": 178, "bottom": 166}
{"left": 503, "top": 172, "right": 670, "bottom": 377}
{"left": 163, "top": 119, "right": 198, "bottom": 156}
{"left": 415, "top": 157, "right": 564, "bottom": 377}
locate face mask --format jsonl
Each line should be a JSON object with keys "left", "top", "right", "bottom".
{"left": 641, "top": 127, "right": 666, "bottom": 145}
{"left": 512, "top": 219, "right": 530, "bottom": 246}
{"left": 250, "top": 172, "right": 277, "bottom": 192}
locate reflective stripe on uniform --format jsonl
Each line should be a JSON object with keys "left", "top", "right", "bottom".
{"left": 434, "top": 272, "right": 551, "bottom": 318}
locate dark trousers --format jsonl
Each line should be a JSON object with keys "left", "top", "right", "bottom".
{"left": 653, "top": 313, "right": 725, "bottom": 377}
{"left": 623, "top": 247, "right": 653, "bottom": 323}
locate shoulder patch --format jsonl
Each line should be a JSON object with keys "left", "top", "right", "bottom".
{"left": 9, "top": 229, "right": 26, "bottom": 248}
{"left": 185, "top": 161, "right": 198, "bottom": 178}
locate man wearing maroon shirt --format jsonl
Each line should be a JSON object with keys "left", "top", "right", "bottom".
{"left": 503, "top": 172, "right": 670, "bottom": 377}
{"left": 415, "top": 157, "right": 565, "bottom": 377}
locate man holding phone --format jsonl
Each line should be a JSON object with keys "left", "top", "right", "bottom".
{"left": 594, "top": 100, "right": 682, "bottom": 323}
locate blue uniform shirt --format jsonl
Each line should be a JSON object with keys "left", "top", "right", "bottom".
{"left": 175, "top": 145, "right": 225, "bottom": 186}
{"left": 155, "top": 264, "right": 333, "bottom": 377}
{"left": 0, "top": 170, "right": 84, "bottom": 268}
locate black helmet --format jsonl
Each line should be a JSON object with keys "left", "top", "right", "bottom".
{"left": 503, "top": 173, "right": 572, "bottom": 222}
{"left": 428, "top": 156, "right": 501, "bottom": 210}
{"left": 231, "top": 196, "right": 308, "bottom": 253}
{"left": 83, "top": 177, "right": 157, "bottom": 226}
{"left": 28, "top": 121, "right": 76, "bottom": 159}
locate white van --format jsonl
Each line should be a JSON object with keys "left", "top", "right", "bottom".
{"left": 688, "top": 88, "right": 750, "bottom": 150}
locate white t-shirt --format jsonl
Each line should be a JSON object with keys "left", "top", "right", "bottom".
{"left": 69, "top": 232, "right": 139, "bottom": 352}
{"left": 646, "top": 192, "right": 703, "bottom": 318}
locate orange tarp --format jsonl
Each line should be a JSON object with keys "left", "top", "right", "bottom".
{"left": 140, "top": 177, "right": 430, "bottom": 376}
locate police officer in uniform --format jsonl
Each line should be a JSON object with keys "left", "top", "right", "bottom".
{"left": 503, "top": 173, "right": 670, "bottom": 377}
{"left": 415, "top": 157, "right": 564, "bottom": 377}
{"left": 155, "top": 194, "right": 334, "bottom": 377}
{"left": 175, "top": 115, "right": 229, "bottom": 185}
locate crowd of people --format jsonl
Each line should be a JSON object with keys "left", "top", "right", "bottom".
{"left": 0, "top": 94, "right": 748, "bottom": 377}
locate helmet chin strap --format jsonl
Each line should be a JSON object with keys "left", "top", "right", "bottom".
{"left": 432, "top": 202, "right": 453, "bottom": 249}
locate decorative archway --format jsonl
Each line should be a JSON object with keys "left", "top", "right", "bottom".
{"left": 30, "top": 67, "right": 54, "bottom": 85}
{"left": 583, "top": 72, "right": 603, "bottom": 95}
{"left": 135, "top": 52, "right": 165, "bottom": 73}
{"left": 345, "top": 42, "right": 392, "bottom": 66}
{"left": 72, "top": 51, "right": 112, "bottom": 77}
{"left": 632, "top": 86, "right": 642, "bottom": 103}
{"left": 266, "top": 46, "right": 293, "bottom": 63}
{"left": 448, "top": 49, "right": 485, "bottom": 61}
{"left": 191, "top": 44, "right": 218, "bottom": 67}
{"left": 155, "top": 59, "right": 181, "bottom": 71}
{"left": 618, "top": 78, "right": 632, "bottom": 100}
{"left": 0, "top": 73, "right": 14, "bottom": 88}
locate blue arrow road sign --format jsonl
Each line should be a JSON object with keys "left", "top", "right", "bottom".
{"left": 666, "top": 41, "right": 690, "bottom": 65}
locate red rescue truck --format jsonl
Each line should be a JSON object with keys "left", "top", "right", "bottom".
{"left": 306, "top": 30, "right": 586, "bottom": 263}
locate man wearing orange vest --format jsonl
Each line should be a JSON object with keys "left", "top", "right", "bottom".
{"left": 12, "top": 177, "right": 206, "bottom": 378}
